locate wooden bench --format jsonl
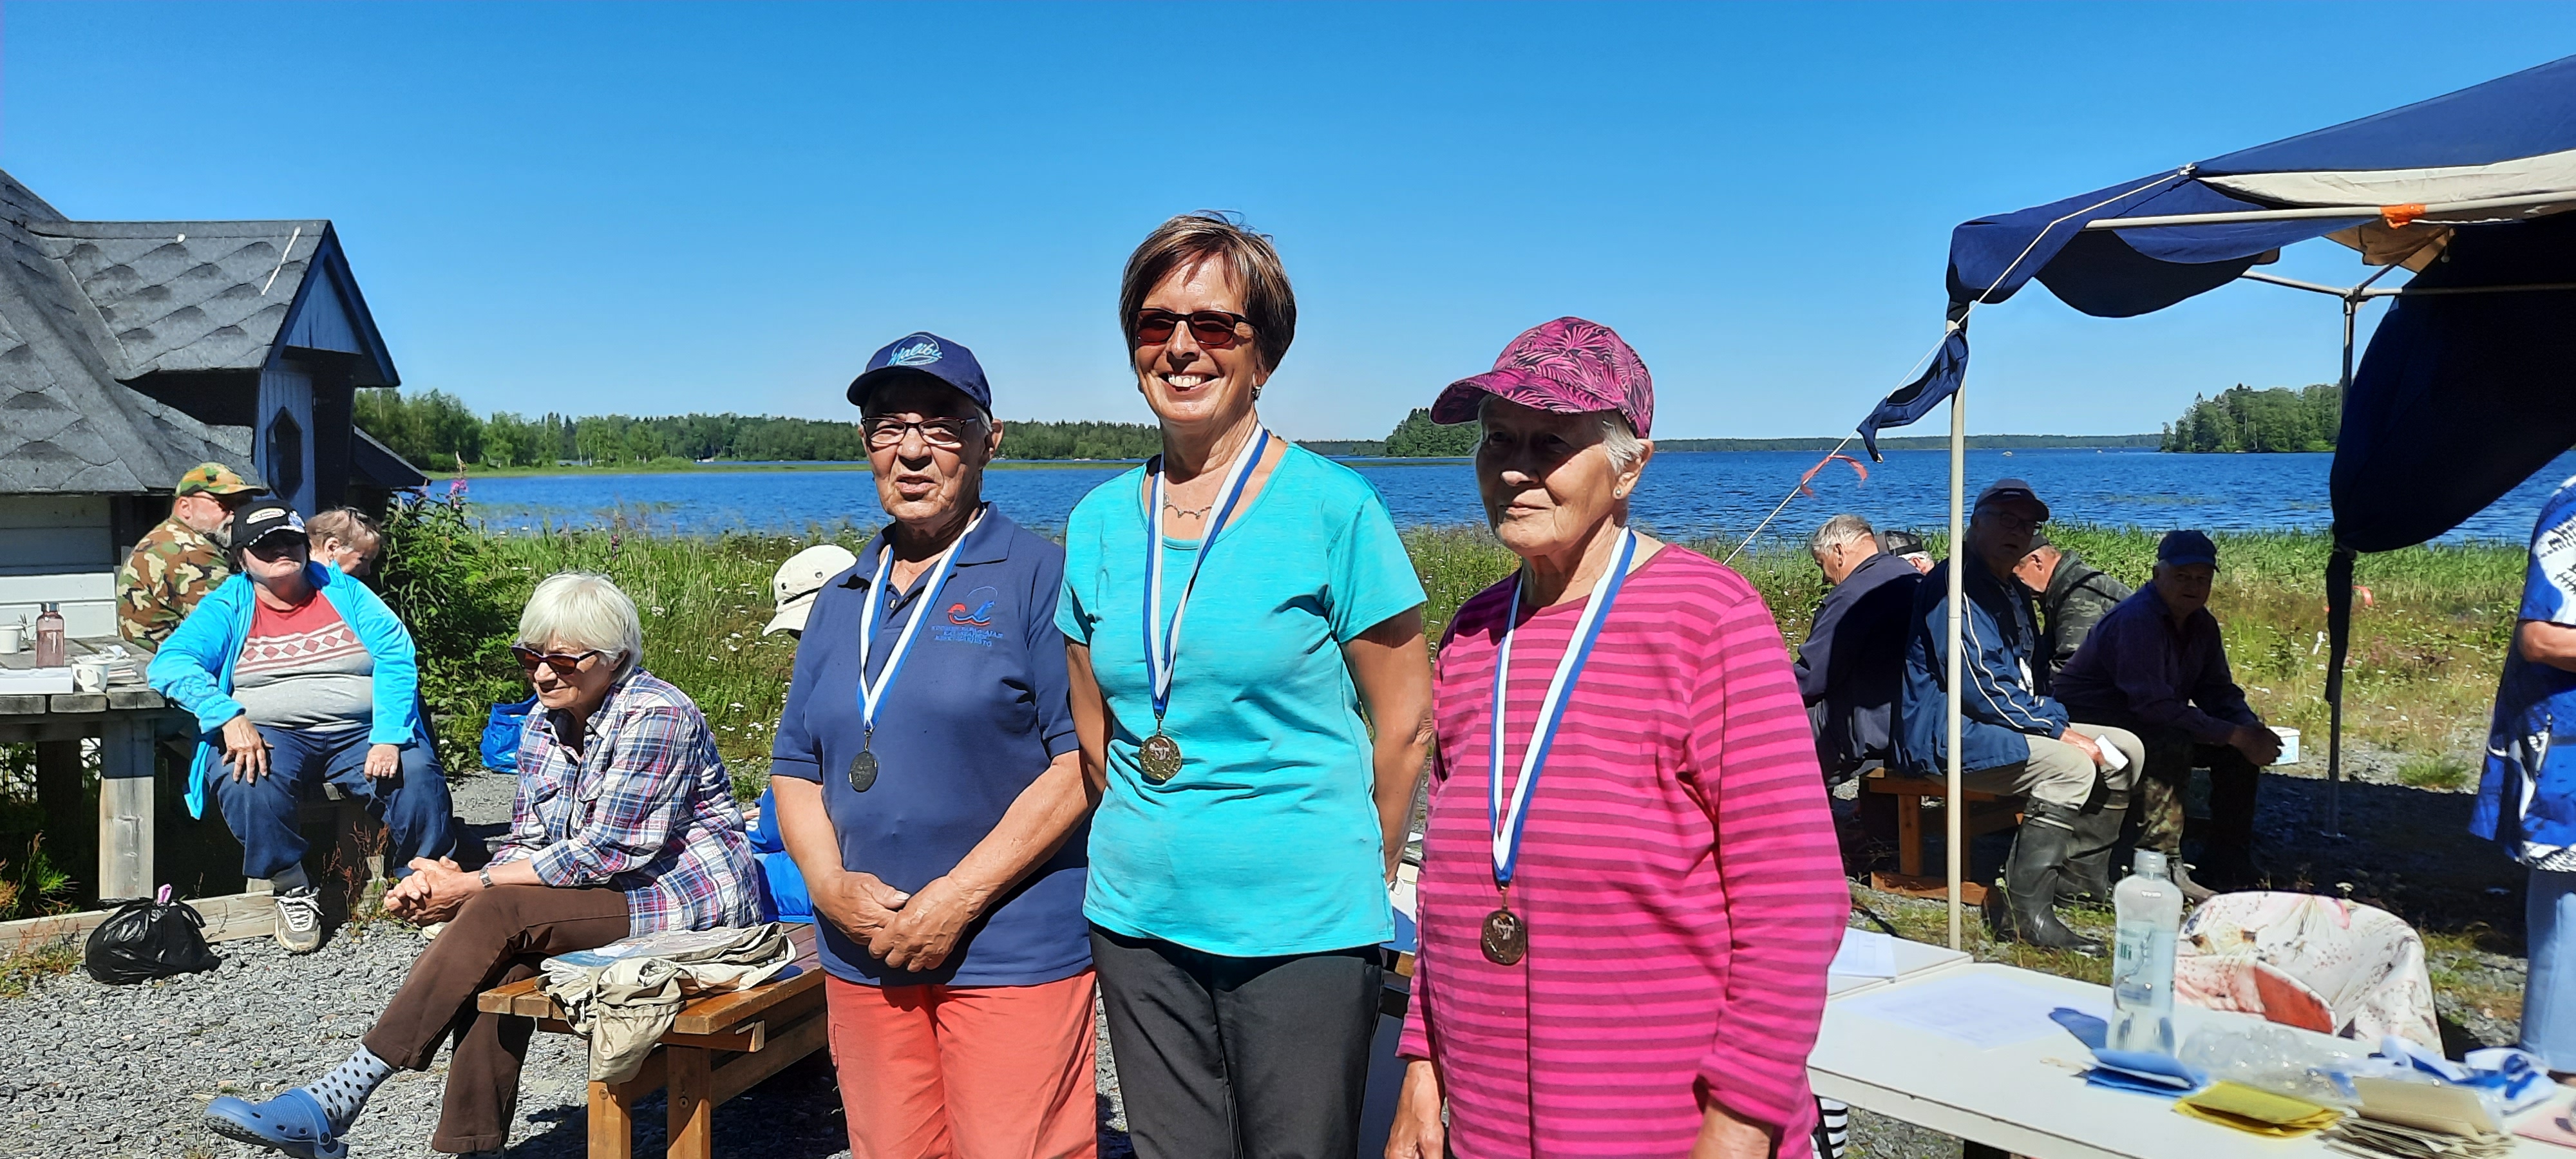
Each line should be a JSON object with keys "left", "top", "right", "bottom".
{"left": 1862, "top": 768, "right": 2023, "bottom": 903}
{"left": 475, "top": 923, "right": 828, "bottom": 1159}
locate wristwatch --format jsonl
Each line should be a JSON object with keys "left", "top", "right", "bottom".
{"left": 478, "top": 868, "right": 495, "bottom": 890}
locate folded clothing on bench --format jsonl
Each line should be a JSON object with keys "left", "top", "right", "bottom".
{"left": 542, "top": 923, "right": 795, "bottom": 1082}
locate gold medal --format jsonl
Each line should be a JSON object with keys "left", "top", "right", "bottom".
{"left": 1139, "top": 731, "right": 1184, "bottom": 784}
{"left": 1480, "top": 907, "right": 1527, "bottom": 965}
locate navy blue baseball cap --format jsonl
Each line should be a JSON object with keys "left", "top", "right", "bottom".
{"left": 846, "top": 332, "right": 992, "bottom": 415}
{"left": 2157, "top": 529, "right": 2219, "bottom": 568}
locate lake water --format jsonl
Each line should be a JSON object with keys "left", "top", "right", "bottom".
{"left": 460, "top": 448, "right": 2576, "bottom": 547}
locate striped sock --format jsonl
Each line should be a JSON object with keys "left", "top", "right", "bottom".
{"left": 300, "top": 1044, "right": 393, "bottom": 1132}
{"left": 1815, "top": 1097, "right": 1851, "bottom": 1159}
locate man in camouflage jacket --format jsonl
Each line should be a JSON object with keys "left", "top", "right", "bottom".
{"left": 2012, "top": 532, "right": 2133, "bottom": 692}
{"left": 117, "top": 462, "right": 260, "bottom": 645}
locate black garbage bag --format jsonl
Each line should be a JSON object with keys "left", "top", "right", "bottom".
{"left": 84, "top": 888, "right": 220, "bottom": 984}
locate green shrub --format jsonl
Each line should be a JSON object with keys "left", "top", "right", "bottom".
{"left": 377, "top": 493, "right": 529, "bottom": 764}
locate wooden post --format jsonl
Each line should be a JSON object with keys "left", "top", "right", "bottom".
{"left": 586, "top": 1078, "right": 635, "bottom": 1159}
{"left": 96, "top": 719, "right": 155, "bottom": 901}
{"left": 667, "top": 1045, "right": 714, "bottom": 1159}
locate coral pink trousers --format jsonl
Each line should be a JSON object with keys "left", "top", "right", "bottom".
{"left": 826, "top": 971, "right": 1099, "bottom": 1159}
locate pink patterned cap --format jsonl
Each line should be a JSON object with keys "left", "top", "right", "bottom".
{"left": 1430, "top": 317, "right": 1653, "bottom": 438}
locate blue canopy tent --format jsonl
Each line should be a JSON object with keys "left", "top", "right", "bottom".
{"left": 1857, "top": 55, "right": 2576, "bottom": 947}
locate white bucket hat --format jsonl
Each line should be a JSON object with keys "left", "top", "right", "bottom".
{"left": 764, "top": 543, "right": 860, "bottom": 636}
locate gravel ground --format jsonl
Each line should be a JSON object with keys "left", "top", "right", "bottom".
{"left": 0, "top": 770, "right": 1137, "bottom": 1158}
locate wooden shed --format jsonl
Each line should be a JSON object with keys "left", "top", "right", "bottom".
{"left": 0, "top": 168, "right": 424, "bottom": 637}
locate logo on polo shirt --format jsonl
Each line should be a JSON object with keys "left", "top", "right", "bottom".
{"left": 934, "top": 585, "right": 1004, "bottom": 647}
{"left": 891, "top": 339, "right": 942, "bottom": 367}
{"left": 947, "top": 587, "right": 998, "bottom": 626}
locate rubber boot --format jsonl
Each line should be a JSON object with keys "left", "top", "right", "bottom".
{"left": 2057, "top": 791, "right": 2130, "bottom": 903}
{"left": 2171, "top": 860, "right": 2218, "bottom": 904}
{"left": 1991, "top": 803, "right": 2101, "bottom": 954}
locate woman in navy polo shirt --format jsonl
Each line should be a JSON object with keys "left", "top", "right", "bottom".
{"left": 1059, "top": 214, "right": 1437, "bottom": 1157}
{"left": 770, "top": 332, "right": 1099, "bottom": 1159}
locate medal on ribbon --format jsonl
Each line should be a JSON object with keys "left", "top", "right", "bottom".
{"left": 1137, "top": 427, "right": 1271, "bottom": 784}
{"left": 1484, "top": 528, "right": 1638, "bottom": 965}
{"left": 850, "top": 507, "right": 987, "bottom": 792}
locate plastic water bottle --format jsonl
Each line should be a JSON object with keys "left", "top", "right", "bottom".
{"left": 2111, "top": 849, "right": 2183, "bottom": 1054}
{"left": 32, "top": 602, "right": 65, "bottom": 668}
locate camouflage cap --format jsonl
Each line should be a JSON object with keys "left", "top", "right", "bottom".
{"left": 174, "top": 462, "right": 257, "bottom": 498}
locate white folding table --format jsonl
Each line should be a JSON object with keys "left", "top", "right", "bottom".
{"left": 1810, "top": 958, "right": 2573, "bottom": 1159}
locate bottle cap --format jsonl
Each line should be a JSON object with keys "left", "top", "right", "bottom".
{"left": 2133, "top": 849, "right": 2170, "bottom": 880}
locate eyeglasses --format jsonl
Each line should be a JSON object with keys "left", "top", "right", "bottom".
{"left": 1132, "top": 309, "right": 1254, "bottom": 351}
{"left": 1986, "top": 514, "right": 2047, "bottom": 533}
{"left": 863, "top": 417, "right": 979, "bottom": 451}
{"left": 512, "top": 645, "right": 611, "bottom": 675}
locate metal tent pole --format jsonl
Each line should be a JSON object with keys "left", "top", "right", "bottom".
{"left": 1946, "top": 388, "right": 1968, "bottom": 950}
{"left": 2327, "top": 297, "right": 2360, "bottom": 837}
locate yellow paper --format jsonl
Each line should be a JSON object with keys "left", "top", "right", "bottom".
{"left": 2177, "top": 1081, "right": 2342, "bottom": 1137}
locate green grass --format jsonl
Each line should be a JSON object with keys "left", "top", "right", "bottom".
{"left": 0, "top": 936, "right": 80, "bottom": 999}
{"left": 2398, "top": 753, "right": 2477, "bottom": 791}
{"left": 394, "top": 522, "right": 2521, "bottom": 789}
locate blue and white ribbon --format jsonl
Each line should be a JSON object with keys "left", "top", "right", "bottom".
{"left": 857, "top": 506, "right": 988, "bottom": 735}
{"left": 1144, "top": 427, "right": 1271, "bottom": 722}
{"left": 1490, "top": 528, "right": 1638, "bottom": 888}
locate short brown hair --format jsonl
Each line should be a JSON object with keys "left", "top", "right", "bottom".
{"left": 1119, "top": 212, "right": 1297, "bottom": 372}
{"left": 307, "top": 507, "right": 383, "bottom": 554}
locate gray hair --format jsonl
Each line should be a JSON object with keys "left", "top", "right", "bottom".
{"left": 518, "top": 571, "right": 643, "bottom": 679}
{"left": 1810, "top": 514, "right": 1876, "bottom": 558}
{"left": 1476, "top": 396, "right": 1649, "bottom": 473}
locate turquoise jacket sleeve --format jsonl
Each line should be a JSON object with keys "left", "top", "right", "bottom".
{"left": 147, "top": 576, "right": 251, "bottom": 735}
{"left": 318, "top": 565, "right": 423, "bottom": 746}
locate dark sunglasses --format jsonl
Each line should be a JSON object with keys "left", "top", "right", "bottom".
{"left": 1132, "top": 309, "right": 1254, "bottom": 351}
{"left": 511, "top": 645, "right": 611, "bottom": 675}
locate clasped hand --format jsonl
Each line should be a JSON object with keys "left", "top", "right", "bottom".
{"left": 814, "top": 871, "right": 989, "bottom": 974}
{"left": 384, "top": 856, "right": 478, "bottom": 925}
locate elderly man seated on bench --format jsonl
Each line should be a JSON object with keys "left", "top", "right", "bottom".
{"left": 203, "top": 571, "right": 761, "bottom": 1159}
{"left": 2054, "top": 530, "right": 2280, "bottom": 903}
{"left": 1897, "top": 479, "right": 2145, "bottom": 952}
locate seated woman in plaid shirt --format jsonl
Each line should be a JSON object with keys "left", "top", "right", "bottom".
{"left": 206, "top": 571, "right": 760, "bottom": 1159}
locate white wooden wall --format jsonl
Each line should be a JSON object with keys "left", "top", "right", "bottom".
{"left": 0, "top": 495, "right": 117, "bottom": 638}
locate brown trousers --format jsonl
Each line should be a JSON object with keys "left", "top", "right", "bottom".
{"left": 363, "top": 883, "right": 630, "bottom": 1153}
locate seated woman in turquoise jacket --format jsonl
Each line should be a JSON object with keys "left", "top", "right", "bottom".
{"left": 147, "top": 502, "right": 455, "bottom": 954}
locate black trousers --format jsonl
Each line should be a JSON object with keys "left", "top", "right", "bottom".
{"left": 1090, "top": 926, "right": 1385, "bottom": 1159}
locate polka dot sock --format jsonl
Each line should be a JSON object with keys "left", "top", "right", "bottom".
{"left": 299, "top": 1044, "right": 393, "bottom": 1133}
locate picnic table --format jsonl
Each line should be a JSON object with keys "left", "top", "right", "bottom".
{"left": 1811, "top": 956, "right": 2572, "bottom": 1159}
{"left": 475, "top": 923, "right": 829, "bottom": 1159}
{"left": 0, "top": 634, "right": 193, "bottom": 902}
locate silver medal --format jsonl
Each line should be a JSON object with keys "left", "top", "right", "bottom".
{"left": 848, "top": 748, "right": 879, "bottom": 792}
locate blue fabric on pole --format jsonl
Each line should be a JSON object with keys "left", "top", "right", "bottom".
{"left": 480, "top": 693, "right": 537, "bottom": 774}
{"left": 2199, "top": 56, "right": 2576, "bottom": 174}
{"left": 1855, "top": 324, "right": 1968, "bottom": 462}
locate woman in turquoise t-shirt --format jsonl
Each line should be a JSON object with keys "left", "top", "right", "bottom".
{"left": 1059, "top": 212, "right": 1433, "bottom": 1158}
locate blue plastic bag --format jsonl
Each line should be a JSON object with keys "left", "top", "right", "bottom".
{"left": 747, "top": 787, "right": 813, "bottom": 923}
{"left": 480, "top": 693, "right": 538, "bottom": 774}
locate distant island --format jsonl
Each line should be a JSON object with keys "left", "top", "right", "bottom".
{"left": 355, "top": 388, "right": 2161, "bottom": 473}
{"left": 2161, "top": 384, "right": 2340, "bottom": 453}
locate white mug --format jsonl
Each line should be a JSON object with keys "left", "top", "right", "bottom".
{"left": 72, "top": 659, "right": 107, "bottom": 692}
{"left": 0, "top": 623, "right": 21, "bottom": 654}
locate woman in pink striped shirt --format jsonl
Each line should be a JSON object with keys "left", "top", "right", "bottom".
{"left": 1388, "top": 319, "right": 1849, "bottom": 1159}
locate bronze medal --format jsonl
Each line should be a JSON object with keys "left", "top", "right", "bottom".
{"left": 1481, "top": 907, "right": 1527, "bottom": 966}
{"left": 848, "top": 749, "right": 880, "bottom": 793}
{"left": 1139, "top": 731, "right": 1184, "bottom": 784}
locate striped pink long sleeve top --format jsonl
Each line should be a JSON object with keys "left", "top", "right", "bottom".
{"left": 1397, "top": 546, "right": 1848, "bottom": 1158}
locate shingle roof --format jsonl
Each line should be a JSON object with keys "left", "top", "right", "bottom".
{"left": 0, "top": 167, "right": 354, "bottom": 494}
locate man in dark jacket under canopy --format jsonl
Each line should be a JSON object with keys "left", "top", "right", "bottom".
{"left": 1897, "top": 479, "right": 2146, "bottom": 952}
{"left": 1797, "top": 513, "right": 1921, "bottom": 781}
{"left": 2013, "top": 531, "right": 2133, "bottom": 690}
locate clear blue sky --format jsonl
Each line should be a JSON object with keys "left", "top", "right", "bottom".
{"left": 6, "top": 3, "right": 2571, "bottom": 442}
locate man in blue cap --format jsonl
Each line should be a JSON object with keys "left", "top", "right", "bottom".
{"left": 2056, "top": 529, "right": 2281, "bottom": 901}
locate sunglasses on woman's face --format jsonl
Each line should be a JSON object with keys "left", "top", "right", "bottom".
{"left": 1132, "top": 309, "right": 1254, "bottom": 352}
{"left": 512, "top": 645, "right": 609, "bottom": 675}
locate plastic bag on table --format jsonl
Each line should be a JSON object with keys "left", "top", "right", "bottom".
{"left": 83, "top": 886, "right": 220, "bottom": 984}
{"left": 2179, "top": 1021, "right": 2367, "bottom": 1106}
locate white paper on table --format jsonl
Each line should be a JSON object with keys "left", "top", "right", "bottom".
{"left": 1828, "top": 927, "right": 1899, "bottom": 979}
{"left": 1839, "top": 972, "right": 2101, "bottom": 1050}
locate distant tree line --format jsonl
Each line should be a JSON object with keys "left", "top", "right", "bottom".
{"left": 1380, "top": 408, "right": 1480, "bottom": 457}
{"left": 355, "top": 389, "right": 1165, "bottom": 468}
{"left": 2161, "top": 384, "right": 2342, "bottom": 453}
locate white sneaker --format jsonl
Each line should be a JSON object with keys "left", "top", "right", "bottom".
{"left": 273, "top": 887, "right": 324, "bottom": 954}
{"left": 420, "top": 921, "right": 449, "bottom": 941}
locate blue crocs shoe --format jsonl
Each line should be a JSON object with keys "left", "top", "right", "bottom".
{"left": 205, "top": 1088, "right": 349, "bottom": 1159}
